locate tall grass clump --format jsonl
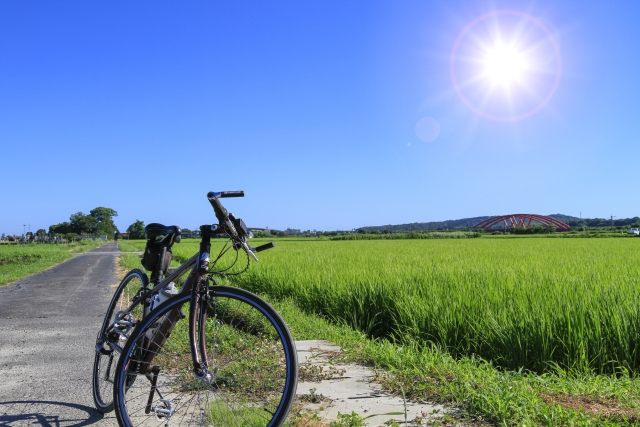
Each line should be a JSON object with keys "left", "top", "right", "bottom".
{"left": 223, "top": 238, "right": 640, "bottom": 374}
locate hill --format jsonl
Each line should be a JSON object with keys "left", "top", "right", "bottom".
{"left": 359, "top": 213, "right": 638, "bottom": 232}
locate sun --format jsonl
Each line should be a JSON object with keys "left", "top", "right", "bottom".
{"left": 482, "top": 43, "right": 528, "bottom": 87}
{"left": 450, "top": 10, "right": 562, "bottom": 121}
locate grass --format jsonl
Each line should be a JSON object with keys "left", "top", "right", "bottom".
{"left": 125, "top": 237, "right": 640, "bottom": 373}
{"left": 0, "top": 240, "right": 106, "bottom": 286}
{"left": 117, "top": 240, "right": 141, "bottom": 252}
{"left": 221, "top": 238, "right": 640, "bottom": 375}
{"left": 115, "top": 237, "right": 640, "bottom": 425}
{"left": 274, "top": 297, "right": 640, "bottom": 426}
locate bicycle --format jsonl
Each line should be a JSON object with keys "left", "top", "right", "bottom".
{"left": 92, "top": 222, "right": 184, "bottom": 413}
{"left": 100, "top": 191, "right": 298, "bottom": 426}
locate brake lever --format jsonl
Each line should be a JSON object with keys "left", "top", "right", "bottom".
{"left": 242, "top": 241, "right": 259, "bottom": 262}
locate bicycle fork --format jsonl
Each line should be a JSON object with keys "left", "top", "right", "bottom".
{"left": 189, "top": 280, "right": 212, "bottom": 381}
{"left": 190, "top": 237, "right": 213, "bottom": 381}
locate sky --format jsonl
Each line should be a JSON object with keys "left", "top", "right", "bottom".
{"left": 2, "top": 1, "right": 639, "bottom": 235}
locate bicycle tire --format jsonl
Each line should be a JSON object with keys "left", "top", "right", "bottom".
{"left": 113, "top": 286, "right": 298, "bottom": 427}
{"left": 93, "top": 268, "right": 149, "bottom": 413}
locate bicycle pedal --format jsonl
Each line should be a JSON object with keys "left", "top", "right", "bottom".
{"left": 177, "top": 309, "right": 185, "bottom": 320}
{"left": 153, "top": 399, "right": 173, "bottom": 422}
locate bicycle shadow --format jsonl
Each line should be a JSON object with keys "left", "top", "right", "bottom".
{"left": 0, "top": 400, "right": 110, "bottom": 427}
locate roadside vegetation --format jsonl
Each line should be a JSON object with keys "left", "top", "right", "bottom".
{"left": 117, "top": 237, "right": 640, "bottom": 425}
{"left": 0, "top": 240, "right": 106, "bottom": 286}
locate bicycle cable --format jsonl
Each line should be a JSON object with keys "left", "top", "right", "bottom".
{"left": 207, "top": 238, "right": 251, "bottom": 278}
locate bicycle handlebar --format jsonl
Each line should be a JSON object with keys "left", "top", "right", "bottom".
{"left": 206, "top": 191, "right": 273, "bottom": 262}
{"left": 207, "top": 191, "right": 244, "bottom": 221}
{"left": 207, "top": 190, "right": 244, "bottom": 199}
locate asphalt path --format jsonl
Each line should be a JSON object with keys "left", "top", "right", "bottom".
{"left": 0, "top": 242, "right": 122, "bottom": 426}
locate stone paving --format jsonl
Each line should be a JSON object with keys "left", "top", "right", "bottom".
{"left": 296, "top": 340, "right": 449, "bottom": 426}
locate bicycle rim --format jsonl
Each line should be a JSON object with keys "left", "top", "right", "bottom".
{"left": 93, "top": 269, "right": 148, "bottom": 413}
{"left": 114, "top": 287, "right": 298, "bottom": 427}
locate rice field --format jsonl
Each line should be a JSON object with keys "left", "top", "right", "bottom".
{"left": 136, "top": 237, "right": 640, "bottom": 375}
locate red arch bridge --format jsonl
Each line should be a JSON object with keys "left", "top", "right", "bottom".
{"left": 472, "top": 214, "right": 570, "bottom": 232}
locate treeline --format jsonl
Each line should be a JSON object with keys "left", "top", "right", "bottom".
{"left": 331, "top": 231, "right": 482, "bottom": 240}
{"left": 49, "top": 207, "right": 118, "bottom": 240}
{"left": 564, "top": 216, "right": 640, "bottom": 229}
{"left": 358, "top": 216, "right": 493, "bottom": 232}
{"left": 251, "top": 230, "right": 353, "bottom": 238}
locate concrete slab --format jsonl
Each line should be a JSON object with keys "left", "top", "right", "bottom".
{"left": 295, "top": 340, "right": 447, "bottom": 426}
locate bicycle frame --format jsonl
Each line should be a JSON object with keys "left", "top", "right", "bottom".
{"left": 119, "top": 191, "right": 267, "bottom": 379}
{"left": 138, "top": 225, "right": 253, "bottom": 379}
{"left": 98, "top": 254, "right": 198, "bottom": 356}
{"left": 132, "top": 226, "right": 227, "bottom": 376}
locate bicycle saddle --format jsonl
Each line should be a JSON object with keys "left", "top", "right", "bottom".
{"left": 145, "top": 223, "right": 181, "bottom": 238}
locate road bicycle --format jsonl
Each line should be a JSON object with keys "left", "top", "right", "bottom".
{"left": 93, "top": 191, "right": 298, "bottom": 426}
{"left": 92, "top": 219, "right": 185, "bottom": 413}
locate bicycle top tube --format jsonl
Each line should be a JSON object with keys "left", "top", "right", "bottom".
{"left": 155, "top": 253, "right": 198, "bottom": 292}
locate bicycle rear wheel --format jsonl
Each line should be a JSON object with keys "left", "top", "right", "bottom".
{"left": 113, "top": 286, "right": 298, "bottom": 427}
{"left": 93, "top": 268, "right": 149, "bottom": 413}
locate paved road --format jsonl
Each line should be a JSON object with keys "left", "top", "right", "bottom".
{"left": 0, "top": 242, "right": 123, "bottom": 426}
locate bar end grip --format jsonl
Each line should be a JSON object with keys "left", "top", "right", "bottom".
{"left": 254, "top": 242, "right": 275, "bottom": 253}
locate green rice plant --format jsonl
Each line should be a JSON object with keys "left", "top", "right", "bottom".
{"left": 217, "top": 238, "right": 640, "bottom": 374}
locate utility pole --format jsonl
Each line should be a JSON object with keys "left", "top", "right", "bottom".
{"left": 611, "top": 215, "right": 615, "bottom": 227}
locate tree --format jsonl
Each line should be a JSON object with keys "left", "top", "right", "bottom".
{"left": 90, "top": 207, "right": 118, "bottom": 238}
{"left": 70, "top": 212, "right": 97, "bottom": 234}
{"left": 127, "top": 220, "right": 146, "bottom": 239}
{"left": 90, "top": 207, "right": 118, "bottom": 223}
{"left": 50, "top": 222, "right": 72, "bottom": 234}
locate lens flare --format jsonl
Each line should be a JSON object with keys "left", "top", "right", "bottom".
{"left": 450, "top": 10, "right": 562, "bottom": 122}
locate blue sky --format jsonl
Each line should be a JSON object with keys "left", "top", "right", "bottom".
{"left": 2, "top": 1, "right": 639, "bottom": 235}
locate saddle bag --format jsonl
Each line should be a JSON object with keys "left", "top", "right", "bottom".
{"left": 141, "top": 243, "right": 173, "bottom": 274}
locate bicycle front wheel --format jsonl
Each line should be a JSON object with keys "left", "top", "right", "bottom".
{"left": 93, "top": 268, "right": 149, "bottom": 413}
{"left": 113, "top": 286, "right": 298, "bottom": 427}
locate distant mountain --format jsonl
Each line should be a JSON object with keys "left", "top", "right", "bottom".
{"left": 359, "top": 213, "right": 638, "bottom": 232}
{"left": 359, "top": 216, "right": 492, "bottom": 232}
{"left": 548, "top": 214, "right": 581, "bottom": 223}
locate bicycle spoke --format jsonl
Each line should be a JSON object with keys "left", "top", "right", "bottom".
{"left": 93, "top": 269, "right": 149, "bottom": 414}
{"left": 115, "top": 288, "right": 297, "bottom": 427}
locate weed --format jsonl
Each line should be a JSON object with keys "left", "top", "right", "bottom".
{"left": 330, "top": 411, "right": 367, "bottom": 427}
